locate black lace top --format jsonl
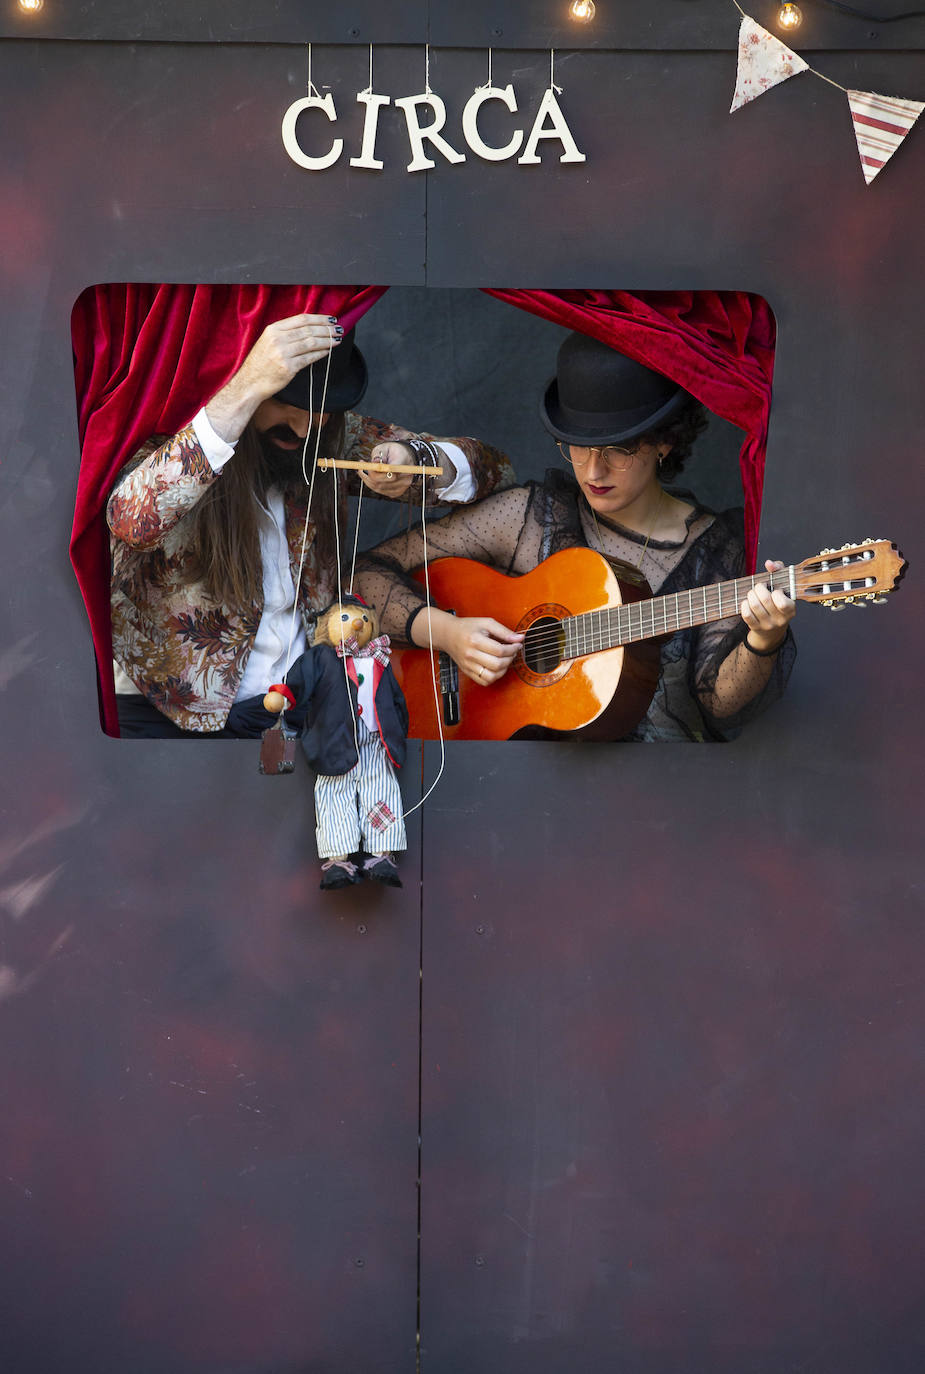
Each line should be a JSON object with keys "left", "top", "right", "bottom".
{"left": 354, "top": 470, "right": 795, "bottom": 741}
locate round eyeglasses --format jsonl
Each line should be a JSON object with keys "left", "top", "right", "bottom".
{"left": 556, "top": 440, "right": 642, "bottom": 473}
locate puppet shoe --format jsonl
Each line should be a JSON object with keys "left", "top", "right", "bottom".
{"left": 319, "top": 857, "right": 361, "bottom": 890}
{"left": 362, "top": 853, "right": 403, "bottom": 888}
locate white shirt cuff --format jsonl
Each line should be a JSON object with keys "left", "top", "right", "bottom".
{"left": 192, "top": 407, "right": 237, "bottom": 472}
{"left": 434, "top": 443, "right": 475, "bottom": 503}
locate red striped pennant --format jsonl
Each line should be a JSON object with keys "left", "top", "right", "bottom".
{"left": 848, "top": 89, "right": 925, "bottom": 185}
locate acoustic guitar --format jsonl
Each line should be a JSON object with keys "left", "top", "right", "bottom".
{"left": 390, "top": 541, "right": 907, "bottom": 741}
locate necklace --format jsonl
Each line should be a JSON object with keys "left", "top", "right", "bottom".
{"left": 588, "top": 486, "right": 665, "bottom": 573}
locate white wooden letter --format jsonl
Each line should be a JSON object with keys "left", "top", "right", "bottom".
{"left": 518, "top": 88, "right": 586, "bottom": 165}
{"left": 394, "top": 93, "right": 466, "bottom": 172}
{"left": 281, "top": 93, "right": 344, "bottom": 171}
{"left": 461, "top": 84, "right": 524, "bottom": 162}
{"left": 349, "top": 92, "right": 391, "bottom": 171}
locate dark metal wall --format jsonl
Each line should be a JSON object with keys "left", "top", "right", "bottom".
{"left": 1, "top": 4, "right": 923, "bottom": 1371}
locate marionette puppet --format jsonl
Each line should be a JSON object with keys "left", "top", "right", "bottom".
{"left": 263, "top": 595, "right": 409, "bottom": 891}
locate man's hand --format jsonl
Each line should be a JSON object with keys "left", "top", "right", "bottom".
{"left": 205, "top": 314, "right": 342, "bottom": 443}
{"left": 740, "top": 560, "right": 796, "bottom": 653}
{"left": 359, "top": 442, "right": 416, "bottom": 498}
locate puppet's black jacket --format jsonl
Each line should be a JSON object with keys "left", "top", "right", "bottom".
{"left": 287, "top": 643, "right": 409, "bottom": 775}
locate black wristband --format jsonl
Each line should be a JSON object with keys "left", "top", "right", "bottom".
{"left": 742, "top": 634, "right": 783, "bottom": 658}
{"left": 405, "top": 603, "right": 429, "bottom": 645}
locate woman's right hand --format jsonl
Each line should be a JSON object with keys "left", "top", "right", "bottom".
{"left": 441, "top": 616, "right": 524, "bottom": 685}
{"left": 414, "top": 608, "right": 523, "bottom": 685}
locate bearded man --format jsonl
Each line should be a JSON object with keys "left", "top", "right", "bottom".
{"left": 107, "top": 312, "right": 514, "bottom": 737}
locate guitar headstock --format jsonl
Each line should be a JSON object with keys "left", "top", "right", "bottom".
{"left": 794, "top": 540, "right": 908, "bottom": 608}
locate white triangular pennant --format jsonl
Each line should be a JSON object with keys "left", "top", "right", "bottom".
{"left": 729, "top": 16, "right": 809, "bottom": 114}
{"left": 848, "top": 88, "right": 925, "bottom": 184}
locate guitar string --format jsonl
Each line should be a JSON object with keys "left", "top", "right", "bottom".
{"left": 514, "top": 566, "right": 799, "bottom": 659}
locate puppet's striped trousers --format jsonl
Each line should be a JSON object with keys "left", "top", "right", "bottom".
{"left": 314, "top": 720, "right": 406, "bottom": 858}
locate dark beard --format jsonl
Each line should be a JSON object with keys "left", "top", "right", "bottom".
{"left": 256, "top": 425, "right": 318, "bottom": 489}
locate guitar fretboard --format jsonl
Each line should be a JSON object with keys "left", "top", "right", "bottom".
{"left": 561, "top": 567, "right": 795, "bottom": 658}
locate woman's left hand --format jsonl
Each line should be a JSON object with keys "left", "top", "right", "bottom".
{"left": 359, "top": 442, "right": 415, "bottom": 498}
{"left": 740, "top": 560, "right": 796, "bottom": 652}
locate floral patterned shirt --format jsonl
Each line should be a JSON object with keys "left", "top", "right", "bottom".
{"left": 107, "top": 413, "right": 514, "bottom": 732}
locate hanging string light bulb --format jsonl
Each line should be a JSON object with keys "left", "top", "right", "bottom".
{"left": 568, "top": 0, "right": 596, "bottom": 22}
{"left": 18, "top": 0, "right": 45, "bottom": 10}
{"left": 777, "top": 3, "right": 803, "bottom": 29}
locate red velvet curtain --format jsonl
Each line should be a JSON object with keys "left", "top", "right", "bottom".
{"left": 73, "top": 284, "right": 773, "bottom": 734}
{"left": 70, "top": 283, "right": 386, "bottom": 734}
{"left": 484, "top": 289, "right": 776, "bottom": 572}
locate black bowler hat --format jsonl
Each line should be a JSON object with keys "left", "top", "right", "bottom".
{"left": 274, "top": 327, "right": 368, "bottom": 412}
{"left": 540, "top": 331, "right": 689, "bottom": 445}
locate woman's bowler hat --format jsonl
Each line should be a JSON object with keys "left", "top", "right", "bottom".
{"left": 274, "top": 327, "right": 368, "bottom": 413}
{"left": 541, "top": 331, "right": 689, "bottom": 446}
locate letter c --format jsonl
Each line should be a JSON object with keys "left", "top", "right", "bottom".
{"left": 462, "top": 85, "right": 524, "bottom": 162}
{"left": 281, "top": 93, "right": 343, "bottom": 171}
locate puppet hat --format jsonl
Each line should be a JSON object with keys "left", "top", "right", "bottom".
{"left": 541, "top": 331, "right": 689, "bottom": 446}
{"left": 275, "top": 327, "right": 368, "bottom": 413}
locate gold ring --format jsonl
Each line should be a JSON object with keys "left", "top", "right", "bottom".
{"left": 478, "top": 667, "right": 484, "bottom": 679}
{"left": 386, "top": 471, "right": 394, "bottom": 481}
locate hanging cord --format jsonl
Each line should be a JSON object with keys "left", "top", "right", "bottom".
{"left": 400, "top": 476, "right": 446, "bottom": 821}
{"left": 280, "top": 329, "right": 333, "bottom": 684}
{"left": 347, "top": 478, "right": 365, "bottom": 594}
{"left": 332, "top": 457, "right": 363, "bottom": 775}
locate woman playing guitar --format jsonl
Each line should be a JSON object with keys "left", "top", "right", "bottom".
{"left": 354, "top": 332, "right": 795, "bottom": 742}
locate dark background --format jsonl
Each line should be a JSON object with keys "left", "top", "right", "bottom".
{"left": 1, "top": 3, "right": 923, "bottom": 1371}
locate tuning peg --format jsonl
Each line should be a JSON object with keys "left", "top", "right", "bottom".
{"left": 870, "top": 594, "right": 889, "bottom": 604}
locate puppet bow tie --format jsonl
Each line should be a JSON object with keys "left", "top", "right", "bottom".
{"left": 336, "top": 634, "right": 392, "bottom": 667}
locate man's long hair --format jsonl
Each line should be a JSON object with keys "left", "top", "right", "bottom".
{"left": 184, "top": 414, "right": 345, "bottom": 607}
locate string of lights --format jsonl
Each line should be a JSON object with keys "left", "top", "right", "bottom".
{"left": 563, "top": 0, "right": 925, "bottom": 27}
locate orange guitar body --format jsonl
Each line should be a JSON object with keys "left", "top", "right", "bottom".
{"left": 390, "top": 549, "right": 662, "bottom": 741}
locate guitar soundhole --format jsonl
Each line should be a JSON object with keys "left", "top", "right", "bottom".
{"left": 522, "top": 617, "right": 565, "bottom": 674}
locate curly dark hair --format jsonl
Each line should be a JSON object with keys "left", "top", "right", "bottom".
{"left": 642, "top": 398, "right": 709, "bottom": 482}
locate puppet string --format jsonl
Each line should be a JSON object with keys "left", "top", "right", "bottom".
{"left": 280, "top": 327, "right": 333, "bottom": 694}
{"left": 348, "top": 477, "right": 364, "bottom": 594}
{"left": 332, "top": 449, "right": 363, "bottom": 773}
{"left": 400, "top": 475, "right": 446, "bottom": 821}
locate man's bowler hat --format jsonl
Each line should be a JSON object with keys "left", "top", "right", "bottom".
{"left": 541, "top": 331, "right": 689, "bottom": 446}
{"left": 274, "top": 327, "right": 368, "bottom": 413}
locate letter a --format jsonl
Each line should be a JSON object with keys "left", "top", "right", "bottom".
{"left": 518, "top": 88, "right": 586, "bottom": 165}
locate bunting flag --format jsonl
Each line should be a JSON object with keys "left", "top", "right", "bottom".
{"left": 847, "top": 89, "right": 925, "bottom": 185}
{"left": 729, "top": 16, "right": 808, "bottom": 114}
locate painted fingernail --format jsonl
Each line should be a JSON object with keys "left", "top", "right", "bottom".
{"left": 334, "top": 326, "right": 344, "bottom": 336}
{"left": 328, "top": 316, "right": 338, "bottom": 323}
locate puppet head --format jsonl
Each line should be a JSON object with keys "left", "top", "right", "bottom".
{"left": 314, "top": 594, "right": 379, "bottom": 650}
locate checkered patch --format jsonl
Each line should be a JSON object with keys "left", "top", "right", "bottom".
{"left": 366, "top": 800, "right": 397, "bottom": 832}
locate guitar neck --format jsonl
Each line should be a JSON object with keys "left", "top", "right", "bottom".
{"left": 562, "top": 566, "right": 795, "bottom": 657}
